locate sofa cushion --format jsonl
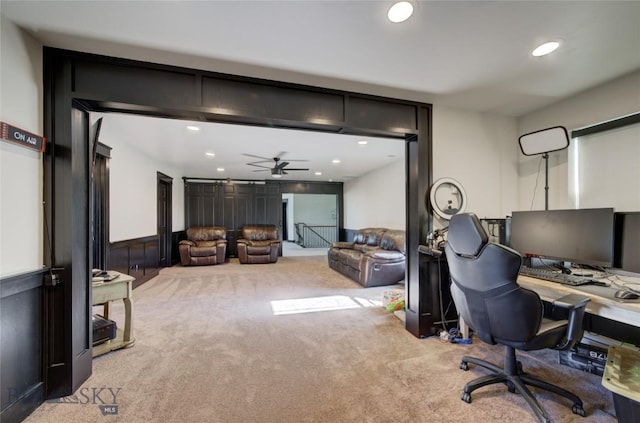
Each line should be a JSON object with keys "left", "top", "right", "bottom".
{"left": 186, "top": 226, "right": 226, "bottom": 241}
{"left": 380, "top": 230, "right": 406, "bottom": 254}
{"left": 341, "top": 249, "right": 363, "bottom": 270}
{"left": 353, "top": 228, "right": 387, "bottom": 247}
{"left": 191, "top": 246, "right": 216, "bottom": 257}
{"left": 246, "top": 245, "right": 272, "bottom": 255}
{"left": 196, "top": 241, "right": 218, "bottom": 248}
{"left": 242, "top": 225, "right": 278, "bottom": 241}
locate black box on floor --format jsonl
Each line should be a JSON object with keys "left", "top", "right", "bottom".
{"left": 558, "top": 342, "right": 608, "bottom": 376}
{"left": 92, "top": 314, "right": 116, "bottom": 346}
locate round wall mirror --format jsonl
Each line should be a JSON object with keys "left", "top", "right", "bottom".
{"left": 429, "top": 177, "right": 467, "bottom": 220}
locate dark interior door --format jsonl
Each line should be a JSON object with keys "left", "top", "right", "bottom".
{"left": 157, "top": 173, "right": 172, "bottom": 267}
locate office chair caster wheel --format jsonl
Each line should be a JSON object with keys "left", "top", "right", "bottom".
{"left": 460, "top": 362, "right": 469, "bottom": 371}
{"left": 571, "top": 404, "right": 585, "bottom": 417}
{"left": 461, "top": 392, "right": 472, "bottom": 403}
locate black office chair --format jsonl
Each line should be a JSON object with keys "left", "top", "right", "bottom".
{"left": 444, "top": 213, "right": 590, "bottom": 423}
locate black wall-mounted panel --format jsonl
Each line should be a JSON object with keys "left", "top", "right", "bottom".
{"left": 107, "top": 235, "right": 160, "bottom": 289}
{"left": 0, "top": 271, "right": 45, "bottom": 423}
{"left": 202, "top": 77, "right": 345, "bottom": 123}
{"left": 347, "top": 96, "right": 417, "bottom": 133}
{"left": 74, "top": 60, "right": 197, "bottom": 106}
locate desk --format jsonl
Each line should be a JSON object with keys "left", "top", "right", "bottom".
{"left": 92, "top": 272, "right": 135, "bottom": 357}
{"left": 460, "top": 275, "right": 640, "bottom": 340}
{"left": 517, "top": 275, "right": 640, "bottom": 328}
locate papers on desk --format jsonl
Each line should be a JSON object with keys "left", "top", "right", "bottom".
{"left": 92, "top": 270, "right": 120, "bottom": 283}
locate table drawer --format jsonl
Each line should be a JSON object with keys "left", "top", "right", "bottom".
{"left": 92, "top": 282, "right": 128, "bottom": 305}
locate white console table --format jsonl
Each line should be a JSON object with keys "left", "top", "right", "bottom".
{"left": 92, "top": 272, "right": 135, "bottom": 357}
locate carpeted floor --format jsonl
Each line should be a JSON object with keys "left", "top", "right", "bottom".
{"left": 24, "top": 256, "right": 618, "bottom": 422}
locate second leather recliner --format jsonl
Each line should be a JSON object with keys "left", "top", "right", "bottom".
{"left": 237, "top": 225, "right": 281, "bottom": 264}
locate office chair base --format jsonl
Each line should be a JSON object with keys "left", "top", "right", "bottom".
{"left": 459, "top": 351, "right": 586, "bottom": 423}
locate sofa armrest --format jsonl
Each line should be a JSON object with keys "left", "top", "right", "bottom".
{"left": 365, "top": 249, "right": 405, "bottom": 261}
{"left": 179, "top": 240, "right": 195, "bottom": 246}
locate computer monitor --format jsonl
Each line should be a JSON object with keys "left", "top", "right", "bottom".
{"left": 509, "top": 208, "right": 615, "bottom": 268}
{"left": 614, "top": 212, "right": 640, "bottom": 274}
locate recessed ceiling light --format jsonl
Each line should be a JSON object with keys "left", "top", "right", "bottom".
{"left": 332, "top": 159, "right": 341, "bottom": 164}
{"left": 532, "top": 41, "right": 560, "bottom": 57}
{"left": 187, "top": 125, "right": 200, "bottom": 131}
{"left": 216, "top": 167, "right": 224, "bottom": 172}
{"left": 388, "top": 1, "right": 414, "bottom": 23}
{"left": 357, "top": 140, "right": 368, "bottom": 145}
{"left": 315, "top": 171, "right": 322, "bottom": 176}
{"left": 205, "top": 152, "right": 215, "bottom": 157}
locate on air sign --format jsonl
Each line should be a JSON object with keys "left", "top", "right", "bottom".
{"left": 1, "top": 121, "right": 46, "bottom": 152}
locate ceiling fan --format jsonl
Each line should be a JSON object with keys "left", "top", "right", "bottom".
{"left": 243, "top": 152, "right": 309, "bottom": 178}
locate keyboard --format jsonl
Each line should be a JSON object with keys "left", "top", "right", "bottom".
{"left": 518, "top": 266, "right": 601, "bottom": 286}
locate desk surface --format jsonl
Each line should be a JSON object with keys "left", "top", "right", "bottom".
{"left": 517, "top": 274, "right": 640, "bottom": 328}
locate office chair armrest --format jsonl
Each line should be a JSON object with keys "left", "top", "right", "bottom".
{"left": 552, "top": 293, "right": 590, "bottom": 349}
{"left": 552, "top": 293, "right": 590, "bottom": 310}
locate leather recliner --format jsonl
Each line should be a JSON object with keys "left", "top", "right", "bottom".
{"left": 237, "top": 225, "right": 281, "bottom": 264}
{"left": 179, "top": 226, "right": 227, "bottom": 266}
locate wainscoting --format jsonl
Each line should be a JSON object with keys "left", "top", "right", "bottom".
{"left": 0, "top": 270, "right": 46, "bottom": 423}
{"left": 108, "top": 236, "right": 159, "bottom": 288}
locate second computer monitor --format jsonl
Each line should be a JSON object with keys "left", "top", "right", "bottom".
{"left": 509, "top": 208, "right": 615, "bottom": 268}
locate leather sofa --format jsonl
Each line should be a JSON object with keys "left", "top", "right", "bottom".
{"left": 179, "top": 226, "right": 227, "bottom": 266}
{"left": 328, "top": 228, "right": 406, "bottom": 287}
{"left": 237, "top": 225, "right": 281, "bottom": 264}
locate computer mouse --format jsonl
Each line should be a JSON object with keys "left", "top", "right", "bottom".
{"left": 614, "top": 290, "right": 639, "bottom": 300}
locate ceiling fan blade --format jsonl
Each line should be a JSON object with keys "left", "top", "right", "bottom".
{"left": 242, "top": 153, "right": 272, "bottom": 161}
{"left": 277, "top": 161, "right": 290, "bottom": 169}
{"left": 284, "top": 168, "right": 309, "bottom": 171}
{"left": 274, "top": 151, "right": 287, "bottom": 159}
{"left": 252, "top": 169, "right": 269, "bottom": 172}
{"left": 247, "top": 163, "right": 270, "bottom": 169}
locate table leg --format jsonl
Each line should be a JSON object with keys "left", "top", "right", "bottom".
{"left": 122, "top": 297, "right": 133, "bottom": 343}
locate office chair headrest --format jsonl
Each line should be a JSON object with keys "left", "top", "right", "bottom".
{"left": 447, "top": 213, "right": 488, "bottom": 257}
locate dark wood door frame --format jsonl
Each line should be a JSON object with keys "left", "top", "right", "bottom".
{"left": 157, "top": 172, "right": 173, "bottom": 268}
{"left": 43, "top": 47, "right": 433, "bottom": 398}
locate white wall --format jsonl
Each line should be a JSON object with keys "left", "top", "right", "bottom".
{"left": 517, "top": 70, "right": 640, "bottom": 211}
{"left": 97, "top": 117, "right": 185, "bottom": 242}
{"left": 343, "top": 107, "right": 519, "bottom": 232}
{"left": 432, "top": 106, "right": 519, "bottom": 225}
{"left": 344, "top": 158, "right": 405, "bottom": 230}
{"left": 0, "top": 15, "right": 44, "bottom": 277}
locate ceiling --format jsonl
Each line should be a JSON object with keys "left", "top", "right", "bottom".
{"left": 93, "top": 112, "right": 403, "bottom": 181}
{"left": 3, "top": 1, "right": 640, "bottom": 181}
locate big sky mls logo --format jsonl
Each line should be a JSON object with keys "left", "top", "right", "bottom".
{"left": 50, "top": 387, "right": 122, "bottom": 416}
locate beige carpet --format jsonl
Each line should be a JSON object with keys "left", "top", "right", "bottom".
{"left": 24, "top": 256, "right": 617, "bottom": 422}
